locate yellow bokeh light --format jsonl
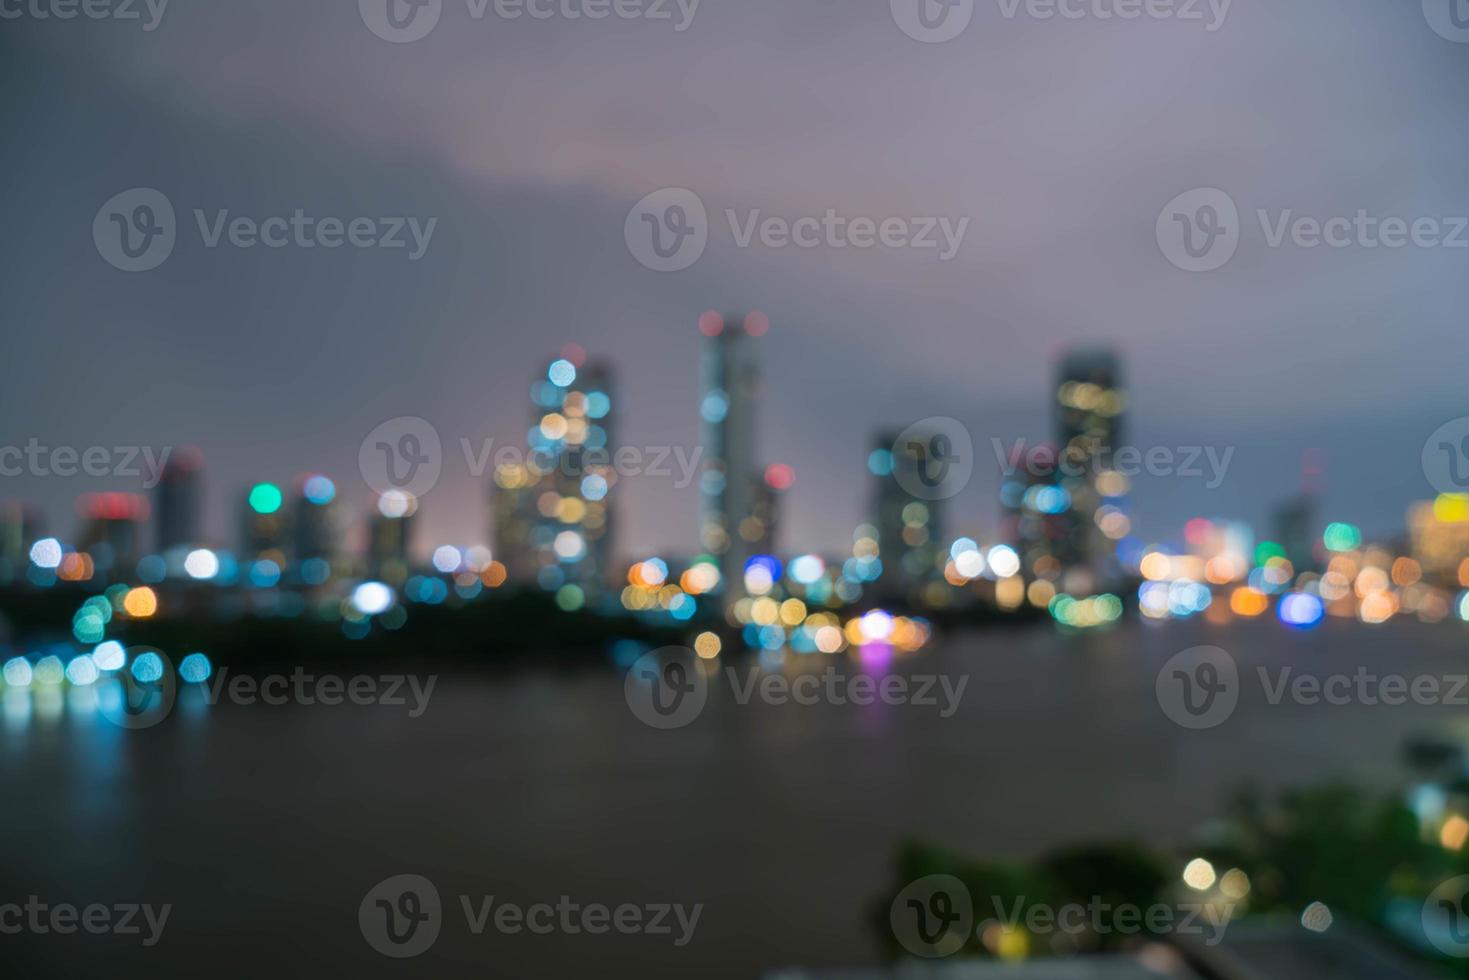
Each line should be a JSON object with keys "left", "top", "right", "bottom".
{"left": 1442, "top": 815, "right": 1469, "bottom": 851}
{"left": 694, "top": 632, "right": 722, "bottom": 659}
{"left": 1434, "top": 494, "right": 1469, "bottom": 524}
{"left": 1140, "top": 552, "right": 1171, "bottom": 581}
{"left": 1182, "top": 857, "right": 1217, "bottom": 891}
{"left": 1220, "top": 868, "right": 1251, "bottom": 900}
{"left": 123, "top": 586, "right": 158, "bottom": 618}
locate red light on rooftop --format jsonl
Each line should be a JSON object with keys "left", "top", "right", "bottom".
{"left": 170, "top": 446, "right": 204, "bottom": 471}
{"left": 764, "top": 463, "right": 794, "bottom": 491}
{"left": 744, "top": 311, "right": 769, "bottom": 337}
{"left": 697, "top": 311, "right": 724, "bottom": 337}
{"left": 78, "top": 493, "right": 149, "bottom": 521}
{"left": 1184, "top": 518, "right": 1213, "bottom": 545}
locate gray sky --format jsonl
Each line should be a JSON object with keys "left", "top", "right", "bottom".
{"left": 2, "top": 0, "right": 1466, "bottom": 560}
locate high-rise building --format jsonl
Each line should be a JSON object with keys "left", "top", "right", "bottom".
{"left": 745, "top": 463, "right": 792, "bottom": 559}
{"left": 493, "top": 345, "right": 616, "bottom": 603}
{"left": 699, "top": 311, "right": 765, "bottom": 600}
{"left": 999, "top": 442, "right": 1069, "bottom": 583}
{"left": 0, "top": 502, "right": 40, "bottom": 582}
{"left": 240, "top": 482, "right": 289, "bottom": 562}
{"left": 77, "top": 492, "right": 149, "bottom": 575}
{"left": 1273, "top": 449, "right": 1326, "bottom": 574}
{"left": 154, "top": 446, "right": 204, "bottom": 553}
{"left": 370, "top": 491, "right": 416, "bottom": 585}
{"left": 491, "top": 473, "right": 537, "bottom": 584}
{"left": 1273, "top": 496, "right": 1317, "bottom": 575}
{"left": 1052, "top": 347, "right": 1127, "bottom": 590}
{"left": 292, "top": 473, "right": 340, "bottom": 567}
{"left": 872, "top": 434, "right": 943, "bottom": 602}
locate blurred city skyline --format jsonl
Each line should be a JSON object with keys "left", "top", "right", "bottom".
{"left": 3, "top": 1, "right": 1465, "bottom": 558}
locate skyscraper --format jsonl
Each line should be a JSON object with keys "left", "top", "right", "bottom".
{"left": 154, "top": 446, "right": 204, "bottom": 553}
{"left": 77, "top": 492, "right": 149, "bottom": 575}
{"left": 1053, "top": 347, "right": 1127, "bottom": 591}
{"left": 871, "top": 434, "right": 943, "bottom": 602}
{"left": 493, "top": 345, "right": 616, "bottom": 604}
{"left": 0, "top": 501, "right": 40, "bottom": 583}
{"left": 240, "top": 482, "right": 289, "bottom": 563}
{"left": 370, "top": 491, "right": 416, "bottom": 585}
{"left": 999, "top": 442, "right": 1069, "bottom": 584}
{"left": 698, "top": 311, "right": 765, "bottom": 601}
{"left": 292, "top": 473, "right": 340, "bottom": 568}
{"left": 745, "top": 463, "right": 792, "bottom": 559}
